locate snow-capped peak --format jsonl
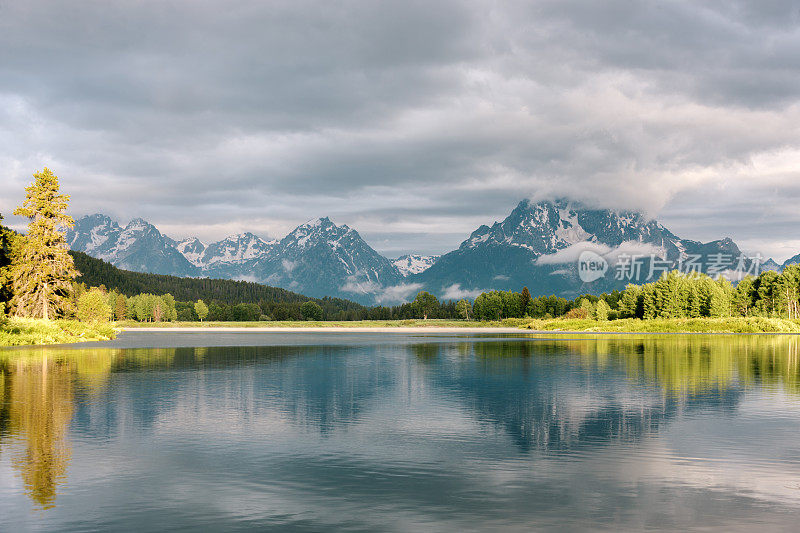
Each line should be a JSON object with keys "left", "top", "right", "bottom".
{"left": 460, "top": 199, "right": 679, "bottom": 257}
{"left": 197, "top": 232, "right": 277, "bottom": 266}
{"left": 126, "top": 218, "right": 152, "bottom": 230}
{"left": 176, "top": 237, "right": 207, "bottom": 267}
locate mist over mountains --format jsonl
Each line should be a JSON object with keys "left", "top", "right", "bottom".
{"left": 66, "top": 199, "right": 793, "bottom": 305}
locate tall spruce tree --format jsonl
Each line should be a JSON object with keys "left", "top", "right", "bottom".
{"left": 520, "top": 286, "right": 531, "bottom": 316}
{"left": 10, "top": 168, "right": 78, "bottom": 319}
{"left": 0, "top": 212, "right": 13, "bottom": 306}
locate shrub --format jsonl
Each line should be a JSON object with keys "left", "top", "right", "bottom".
{"left": 76, "top": 288, "right": 112, "bottom": 323}
{"left": 564, "top": 307, "right": 590, "bottom": 319}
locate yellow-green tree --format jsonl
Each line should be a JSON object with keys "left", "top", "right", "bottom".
{"left": 76, "top": 288, "right": 112, "bottom": 323}
{"left": 194, "top": 299, "right": 209, "bottom": 322}
{"left": 594, "top": 299, "right": 610, "bottom": 320}
{"left": 10, "top": 168, "right": 78, "bottom": 319}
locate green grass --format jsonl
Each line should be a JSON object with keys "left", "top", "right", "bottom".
{"left": 0, "top": 317, "right": 118, "bottom": 347}
{"left": 523, "top": 317, "right": 800, "bottom": 333}
{"left": 119, "top": 317, "right": 800, "bottom": 333}
{"left": 2, "top": 316, "right": 798, "bottom": 346}
{"left": 118, "top": 318, "right": 532, "bottom": 329}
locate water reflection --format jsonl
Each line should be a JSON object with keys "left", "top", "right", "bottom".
{"left": 0, "top": 357, "right": 74, "bottom": 509}
{"left": 0, "top": 334, "right": 799, "bottom": 519}
{"left": 420, "top": 339, "right": 750, "bottom": 452}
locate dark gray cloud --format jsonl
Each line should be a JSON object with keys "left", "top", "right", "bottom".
{"left": 1, "top": 0, "right": 799, "bottom": 260}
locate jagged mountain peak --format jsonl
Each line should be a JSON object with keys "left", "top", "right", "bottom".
{"left": 176, "top": 237, "right": 207, "bottom": 267}
{"left": 77, "top": 212, "right": 119, "bottom": 225}
{"left": 783, "top": 253, "right": 800, "bottom": 269}
{"left": 762, "top": 258, "right": 782, "bottom": 272}
{"left": 198, "top": 231, "right": 277, "bottom": 267}
{"left": 67, "top": 213, "right": 197, "bottom": 276}
{"left": 178, "top": 236, "right": 206, "bottom": 246}
{"left": 125, "top": 217, "right": 154, "bottom": 229}
{"left": 283, "top": 216, "right": 356, "bottom": 248}
{"left": 64, "top": 202, "right": 797, "bottom": 305}
{"left": 298, "top": 216, "right": 335, "bottom": 229}
{"left": 460, "top": 198, "right": 675, "bottom": 256}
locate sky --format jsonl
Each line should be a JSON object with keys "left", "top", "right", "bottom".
{"left": 2, "top": 0, "right": 800, "bottom": 261}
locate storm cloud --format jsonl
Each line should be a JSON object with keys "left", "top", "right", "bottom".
{"left": 2, "top": 0, "right": 799, "bottom": 259}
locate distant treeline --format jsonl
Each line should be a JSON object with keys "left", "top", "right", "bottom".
{"left": 464, "top": 265, "right": 800, "bottom": 321}
{"left": 14, "top": 240, "right": 800, "bottom": 324}
{"left": 71, "top": 251, "right": 369, "bottom": 320}
{"left": 70, "top": 252, "right": 800, "bottom": 322}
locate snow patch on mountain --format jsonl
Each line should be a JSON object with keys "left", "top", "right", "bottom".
{"left": 176, "top": 238, "right": 207, "bottom": 267}
{"left": 198, "top": 232, "right": 276, "bottom": 267}
{"left": 393, "top": 254, "right": 439, "bottom": 276}
{"left": 554, "top": 207, "right": 592, "bottom": 245}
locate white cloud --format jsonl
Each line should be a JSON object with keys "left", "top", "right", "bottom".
{"left": 374, "top": 283, "right": 424, "bottom": 305}
{"left": 536, "top": 242, "right": 613, "bottom": 265}
{"left": 537, "top": 241, "right": 665, "bottom": 266}
{"left": 339, "top": 279, "right": 381, "bottom": 295}
{"left": 281, "top": 259, "right": 297, "bottom": 273}
{"left": 339, "top": 277, "right": 423, "bottom": 304}
{"left": 2, "top": 1, "right": 800, "bottom": 259}
{"left": 441, "top": 284, "right": 485, "bottom": 300}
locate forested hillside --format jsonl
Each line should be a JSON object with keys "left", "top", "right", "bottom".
{"left": 71, "top": 251, "right": 366, "bottom": 314}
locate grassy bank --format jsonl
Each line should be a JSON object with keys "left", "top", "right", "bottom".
{"left": 0, "top": 317, "right": 118, "bottom": 347}
{"left": 120, "top": 316, "right": 800, "bottom": 333}
{"left": 524, "top": 317, "right": 800, "bottom": 333}
{"left": 119, "top": 318, "right": 531, "bottom": 329}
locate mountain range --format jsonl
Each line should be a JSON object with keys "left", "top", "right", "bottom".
{"left": 66, "top": 199, "right": 796, "bottom": 304}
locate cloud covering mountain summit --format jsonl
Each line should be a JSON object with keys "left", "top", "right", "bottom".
{"left": 67, "top": 198, "right": 786, "bottom": 304}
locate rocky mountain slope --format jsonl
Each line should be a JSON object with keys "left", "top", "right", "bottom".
{"left": 66, "top": 200, "right": 782, "bottom": 303}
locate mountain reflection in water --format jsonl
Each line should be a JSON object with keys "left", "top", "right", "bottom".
{"left": 1, "top": 334, "right": 799, "bottom": 530}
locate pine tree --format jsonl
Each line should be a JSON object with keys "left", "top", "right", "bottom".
{"left": 594, "top": 299, "right": 610, "bottom": 321}
{"left": 0, "top": 212, "right": 16, "bottom": 306}
{"left": 579, "top": 298, "right": 595, "bottom": 316}
{"left": 115, "top": 293, "right": 127, "bottom": 321}
{"left": 618, "top": 284, "right": 641, "bottom": 318}
{"left": 10, "top": 168, "right": 78, "bottom": 319}
{"left": 687, "top": 282, "right": 701, "bottom": 318}
{"left": 642, "top": 285, "right": 657, "bottom": 319}
{"left": 520, "top": 287, "right": 531, "bottom": 317}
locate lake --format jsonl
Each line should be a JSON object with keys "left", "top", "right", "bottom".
{"left": 2, "top": 332, "right": 800, "bottom": 531}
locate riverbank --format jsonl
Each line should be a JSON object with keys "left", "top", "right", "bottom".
{"left": 122, "top": 317, "right": 800, "bottom": 334}
{"left": 119, "top": 318, "right": 530, "bottom": 329}
{"left": 4, "top": 316, "right": 800, "bottom": 347}
{"left": 524, "top": 317, "right": 800, "bottom": 333}
{"left": 0, "top": 317, "right": 118, "bottom": 347}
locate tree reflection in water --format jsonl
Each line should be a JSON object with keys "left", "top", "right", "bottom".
{"left": 0, "top": 335, "right": 799, "bottom": 509}
{"left": 1, "top": 357, "right": 74, "bottom": 509}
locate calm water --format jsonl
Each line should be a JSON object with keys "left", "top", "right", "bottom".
{"left": 2, "top": 332, "right": 800, "bottom": 531}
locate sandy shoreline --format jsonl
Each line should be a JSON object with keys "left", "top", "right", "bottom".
{"left": 120, "top": 327, "right": 800, "bottom": 336}
{"left": 123, "top": 326, "right": 529, "bottom": 334}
